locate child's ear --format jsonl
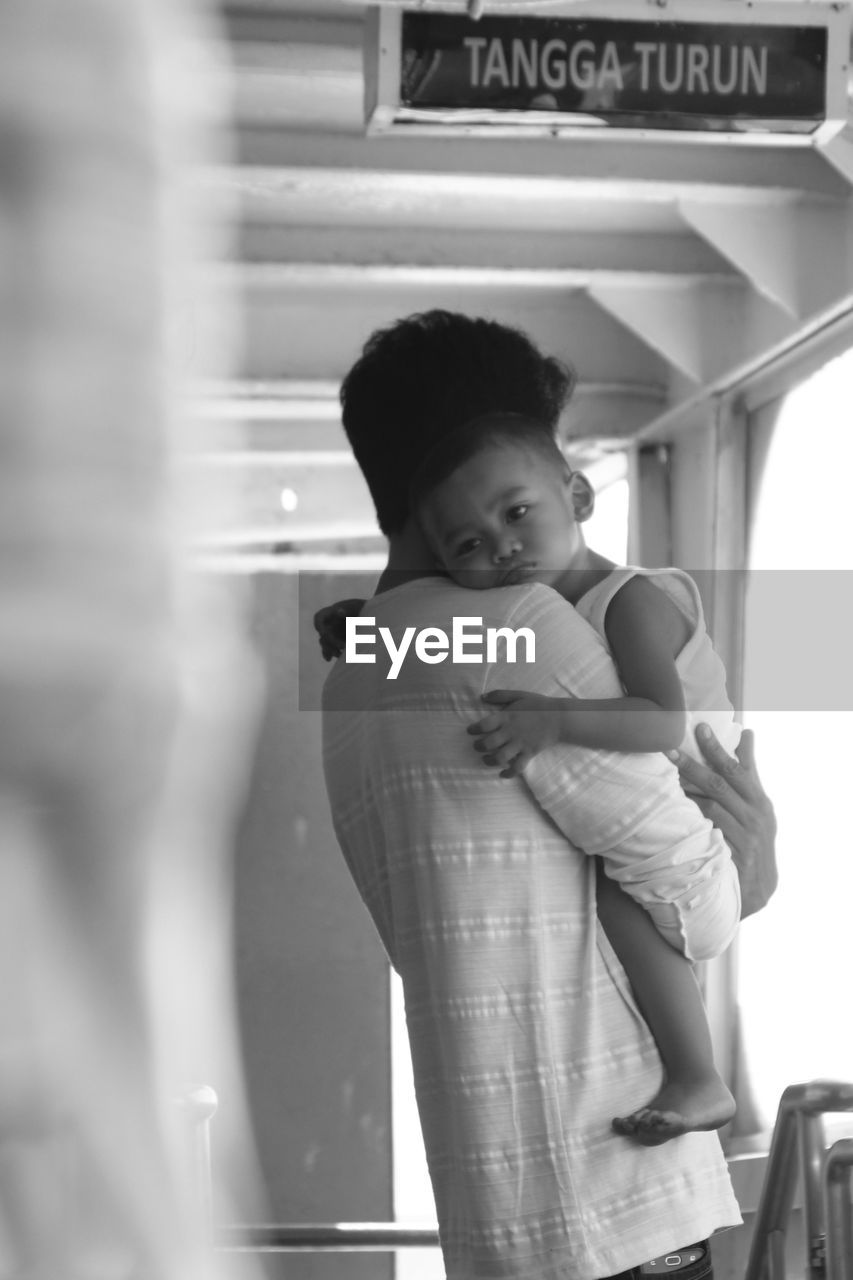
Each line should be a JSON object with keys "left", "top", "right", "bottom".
{"left": 567, "top": 470, "right": 595, "bottom": 522}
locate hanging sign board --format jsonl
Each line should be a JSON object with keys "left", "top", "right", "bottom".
{"left": 365, "top": 2, "right": 850, "bottom": 143}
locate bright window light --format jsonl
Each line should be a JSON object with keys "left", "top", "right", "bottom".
{"left": 739, "top": 347, "right": 853, "bottom": 1133}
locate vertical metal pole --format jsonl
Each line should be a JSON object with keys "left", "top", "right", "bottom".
{"left": 746, "top": 1083, "right": 853, "bottom": 1280}
{"left": 798, "top": 1111, "right": 828, "bottom": 1280}
{"left": 825, "top": 1140, "right": 853, "bottom": 1280}
{"left": 745, "top": 1089, "right": 802, "bottom": 1280}
{"left": 628, "top": 443, "right": 671, "bottom": 567}
{"left": 178, "top": 1085, "right": 218, "bottom": 1238}
{"left": 768, "top": 1230, "right": 788, "bottom": 1280}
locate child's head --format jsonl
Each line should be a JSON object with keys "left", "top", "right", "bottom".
{"left": 411, "top": 412, "right": 594, "bottom": 591}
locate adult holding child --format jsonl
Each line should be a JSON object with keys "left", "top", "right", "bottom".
{"left": 320, "top": 310, "right": 776, "bottom": 1280}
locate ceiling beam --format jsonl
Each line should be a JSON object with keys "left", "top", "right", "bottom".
{"left": 680, "top": 197, "right": 802, "bottom": 317}
{"left": 220, "top": 260, "right": 733, "bottom": 294}
{"left": 191, "top": 550, "right": 388, "bottom": 572}
{"left": 679, "top": 197, "right": 853, "bottom": 319}
{"left": 236, "top": 132, "right": 853, "bottom": 202}
{"left": 627, "top": 295, "right": 853, "bottom": 444}
{"left": 589, "top": 280, "right": 752, "bottom": 384}
{"left": 213, "top": 163, "right": 846, "bottom": 229}
{"left": 821, "top": 129, "right": 853, "bottom": 187}
{"left": 238, "top": 225, "right": 730, "bottom": 276}
{"left": 190, "top": 378, "right": 341, "bottom": 419}
{"left": 187, "top": 376, "right": 665, "bottom": 443}
{"left": 563, "top": 383, "right": 665, "bottom": 441}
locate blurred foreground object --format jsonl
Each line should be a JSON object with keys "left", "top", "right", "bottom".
{"left": 0, "top": 1, "right": 263, "bottom": 1277}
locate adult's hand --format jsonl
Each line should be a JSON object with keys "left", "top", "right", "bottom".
{"left": 670, "top": 725, "right": 777, "bottom": 920}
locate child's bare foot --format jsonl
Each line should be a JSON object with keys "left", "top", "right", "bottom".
{"left": 612, "top": 1076, "right": 736, "bottom": 1146}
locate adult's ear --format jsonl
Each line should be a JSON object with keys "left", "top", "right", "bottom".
{"left": 568, "top": 470, "right": 595, "bottom": 522}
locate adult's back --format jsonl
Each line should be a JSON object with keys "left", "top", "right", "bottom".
{"left": 323, "top": 575, "right": 741, "bottom": 1280}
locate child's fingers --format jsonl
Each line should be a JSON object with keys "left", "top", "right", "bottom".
{"left": 482, "top": 742, "right": 520, "bottom": 770}
{"left": 468, "top": 713, "right": 505, "bottom": 736}
{"left": 481, "top": 689, "right": 522, "bottom": 707}
{"left": 471, "top": 728, "right": 512, "bottom": 755}
{"left": 500, "top": 750, "right": 531, "bottom": 779}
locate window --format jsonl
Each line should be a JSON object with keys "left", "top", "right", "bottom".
{"left": 738, "top": 347, "right": 853, "bottom": 1136}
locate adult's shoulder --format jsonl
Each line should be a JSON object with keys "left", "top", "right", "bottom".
{"left": 490, "top": 582, "right": 587, "bottom": 629}
{"left": 371, "top": 574, "right": 454, "bottom": 609}
{"left": 479, "top": 583, "right": 606, "bottom": 658}
{"left": 482, "top": 582, "right": 621, "bottom": 700}
{"left": 374, "top": 577, "right": 569, "bottom": 622}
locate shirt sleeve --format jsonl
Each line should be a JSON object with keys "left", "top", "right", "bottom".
{"left": 484, "top": 585, "right": 741, "bottom": 962}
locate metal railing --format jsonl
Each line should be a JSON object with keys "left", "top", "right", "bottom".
{"left": 180, "top": 1087, "right": 441, "bottom": 1255}
{"left": 826, "top": 1139, "right": 853, "bottom": 1280}
{"left": 745, "top": 1080, "right": 853, "bottom": 1280}
{"left": 216, "top": 1223, "right": 440, "bottom": 1253}
{"left": 193, "top": 1078, "right": 853, "bottom": 1272}
{"left": 175, "top": 1084, "right": 219, "bottom": 1234}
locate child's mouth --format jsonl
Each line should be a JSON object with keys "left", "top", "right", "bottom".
{"left": 500, "top": 563, "right": 537, "bottom": 586}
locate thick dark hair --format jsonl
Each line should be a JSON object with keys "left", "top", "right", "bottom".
{"left": 409, "top": 411, "right": 568, "bottom": 519}
{"left": 340, "top": 310, "right": 575, "bottom": 535}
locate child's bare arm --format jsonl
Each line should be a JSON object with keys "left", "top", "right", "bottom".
{"left": 601, "top": 575, "right": 689, "bottom": 750}
{"left": 468, "top": 577, "right": 690, "bottom": 774}
{"left": 469, "top": 686, "right": 685, "bottom": 777}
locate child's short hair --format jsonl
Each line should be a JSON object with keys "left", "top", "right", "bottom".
{"left": 340, "top": 310, "right": 575, "bottom": 535}
{"left": 409, "top": 412, "right": 569, "bottom": 519}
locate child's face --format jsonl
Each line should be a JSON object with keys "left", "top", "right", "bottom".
{"left": 419, "top": 441, "right": 587, "bottom": 591}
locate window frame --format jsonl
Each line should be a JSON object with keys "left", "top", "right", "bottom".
{"left": 661, "top": 309, "right": 853, "bottom": 1160}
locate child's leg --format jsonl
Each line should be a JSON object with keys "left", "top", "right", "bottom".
{"left": 595, "top": 859, "right": 735, "bottom": 1146}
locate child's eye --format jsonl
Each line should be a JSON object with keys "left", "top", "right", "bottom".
{"left": 453, "top": 537, "right": 481, "bottom": 559}
{"left": 506, "top": 504, "right": 529, "bottom": 523}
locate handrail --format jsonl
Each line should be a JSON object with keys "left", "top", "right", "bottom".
{"left": 174, "top": 1085, "right": 218, "bottom": 1233}
{"left": 825, "top": 1139, "right": 853, "bottom": 1280}
{"left": 745, "top": 1081, "right": 853, "bottom": 1280}
{"left": 216, "top": 1223, "right": 441, "bottom": 1252}
{"left": 207, "top": 1079, "right": 853, "bottom": 1267}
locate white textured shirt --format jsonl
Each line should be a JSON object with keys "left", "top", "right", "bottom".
{"left": 322, "top": 577, "right": 742, "bottom": 1280}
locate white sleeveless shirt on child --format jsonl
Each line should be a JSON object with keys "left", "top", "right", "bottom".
{"left": 574, "top": 566, "right": 741, "bottom": 760}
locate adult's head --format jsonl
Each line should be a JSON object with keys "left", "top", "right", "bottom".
{"left": 340, "top": 309, "right": 575, "bottom": 536}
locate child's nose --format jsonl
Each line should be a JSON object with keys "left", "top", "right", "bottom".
{"left": 492, "top": 535, "right": 522, "bottom": 564}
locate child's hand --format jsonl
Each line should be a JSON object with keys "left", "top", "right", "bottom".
{"left": 467, "top": 690, "right": 564, "bottom": 778}
{"left": 313, "top": 598, "right": 367, "bottom": 662}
